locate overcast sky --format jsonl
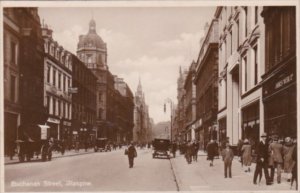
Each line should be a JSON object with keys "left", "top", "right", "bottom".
{"left": 39, "top": 7, "right": 216, "bottom": 124}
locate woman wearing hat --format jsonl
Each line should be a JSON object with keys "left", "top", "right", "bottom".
{"left": 241, "top": 138, "right": 252, "bottom": 172}
{"left": 283, "top": 137, "right": 296, "bottom": 182}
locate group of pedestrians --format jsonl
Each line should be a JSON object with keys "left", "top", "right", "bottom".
{"left": 237, "top": 133, "right": 298, "bottom": 189}
{"left": 253, "top": 133, "right": 297, "bottom": 187}
{"left": 175, "top": 133, "right": 297, "bottom": 189}
{"left": 182, "top": 141, "right": 200, "bottom": 164}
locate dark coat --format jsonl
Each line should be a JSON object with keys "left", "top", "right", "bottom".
{"left": 256, "top": 140, "right": 269, "bottom": 163}
{"left": 128, "top": 145, "right": 137, "bottom": 158}
{"left": 207, "top": 142, "right": 217, "bottom": 160}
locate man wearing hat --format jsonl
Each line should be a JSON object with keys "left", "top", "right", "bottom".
{"left": 269, "top": 134, "right": 284, "bottom": 184}
{"left": 253, "top": 133, "right": 272, "bottom": 185}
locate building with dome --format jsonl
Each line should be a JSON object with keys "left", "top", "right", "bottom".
{"left": 76, "top": 19, "right": 134, "bottom": 143}
{"left": 77, "top": 19, "right": 107, "bottom": 70}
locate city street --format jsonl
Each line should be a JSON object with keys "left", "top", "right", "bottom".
{"left": 5, "top": 148, "right": 177, "bottom": 192}
{"left": 5, "top": 148, "right": 295, "bottom": 192}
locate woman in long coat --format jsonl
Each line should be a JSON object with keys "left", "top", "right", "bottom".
{"left": 206, "top": 140, "right": 216, "bottom": 166}
{"left": 283, "top": 137, "right": 295, "bottom": 182}
{"left": 241, "top": 139, "right": 252, "bottom": 172}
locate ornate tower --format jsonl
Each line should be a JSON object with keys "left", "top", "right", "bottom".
{"left": 77, "top": 19, "right": 107, "bottom": 70}
{"left": 76, "top": 19, "right": 110, "bottom": 138}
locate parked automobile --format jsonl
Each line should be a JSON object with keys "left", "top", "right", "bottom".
{"left": 94, "top": 138, "right": 111, "bottom": 152}
{"left": 152, "top": 138, "right": 171, "bottom": 159}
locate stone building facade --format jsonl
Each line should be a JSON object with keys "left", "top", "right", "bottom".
{"left": 3, "top": 8, "right": 21, "bottom": 155}
{"left": 42, "top": 25, "right": 73, "bottom": 141}
{"left": 184, "top": 61, "right": 197, "bottom": 141}
{"left": 77, "top": 19, "right": 112, "bottom": 140}
{"left": 71, "top": 54, "right": 97, "bottom": 145}
{"left": 216, "top": 6, "right": 266, "bottom": 147}
{"left": 114, "top": 76, "right": 134, "bottom": 143}
{"left": 261, "top": 6, "right": 296, "bottom": 139}
{"left": 194, "top": 18, "right": 219, "bottom": 150}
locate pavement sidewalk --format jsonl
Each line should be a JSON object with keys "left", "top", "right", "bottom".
{"left": 4, "top": 148, "right": 98, "bottom": 165}
{"left": 170, "top": 150, "right": 296, "bottom": 191}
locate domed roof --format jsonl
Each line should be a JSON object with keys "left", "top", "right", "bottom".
{"left": 77, "top": 19, "right": 106, "bottom": 50}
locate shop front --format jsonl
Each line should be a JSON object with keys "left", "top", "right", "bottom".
{"left": 4, "top": 111, "right": 19, "bottom": 155}
{"left": 241, "top": 102, "right": 260, "bottom": 145}
{"left": 47, "top": 117, "right": 60, "bottom": 139}
{"left": 218, "top": 117, "right": 227, "bottom": 145}
{"left": 262, "top": 62, "right": 297, "bottom": 139}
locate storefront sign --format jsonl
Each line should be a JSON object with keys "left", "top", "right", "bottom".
{"left": 39, "top": 125, "right": 50, "bottom": 140}
{"left": 263, "top": 65, "right": 295, "bottom": 98}
{"left": 63, "top": 121, "right": 71, "bottom": 126}
{"left": 41, "top": 127, "right": 48, "bottom": 140}
{"left": 47, "top": 117, "right": 60, "bottom": 124}
{"left": 73, "top": 131, "right": 78, "bottom": 135}
{"left": 274, "top": 74, "right": 294, "bottom": 90}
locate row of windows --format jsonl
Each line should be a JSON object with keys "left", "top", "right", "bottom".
{"left": 44, "top": 41, "right": 72, "bottom": 71}
{"left": 219, "top": 6, "right": 261, "bottom": 94}
{"left": 265, "top": 7, "right": 296, "bottom": 71}
{"left": 72, "top": 104, "right": 95, "bottom": 124}
{"left": 219, "top": 7, "right": 260, "bottom": 67}
{"left": 46, "top": 95, "right": 71, "bottom": 119}
{"left": 46, "top": 63, "right": 72, "bottom": 93}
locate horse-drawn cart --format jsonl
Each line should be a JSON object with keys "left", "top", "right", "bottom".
{"left": 16, "top": 124, "right": 53, "bottom": 162}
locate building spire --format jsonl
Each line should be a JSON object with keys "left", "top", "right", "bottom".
{"left": 137, "top": 76, "right": 143, "bottom": 93}
{"left": 89, "top": 17, "right": 96, "bottom": 34}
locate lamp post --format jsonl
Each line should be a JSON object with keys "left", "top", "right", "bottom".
{"left": 164, "top": 98, "right": 173, "bottom": 142}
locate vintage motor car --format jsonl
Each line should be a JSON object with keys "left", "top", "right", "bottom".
{"left": 94, "top": 138, "right": 111, "bottom": 152}
{"left": 152, "top": 138, "right": 171, "bottom": 159}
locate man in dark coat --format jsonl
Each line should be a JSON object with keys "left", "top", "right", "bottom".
{"left": 185, "top": 141, "right": 193, "bottom": 164}
{"left": 253, "top": 133, "right": 272, "bottom": 185}
{"left": 127, "top": 142, "right": 137, "bottom": 168}
{"left": 192, "top": 141, "right": 200, "bottom": 162}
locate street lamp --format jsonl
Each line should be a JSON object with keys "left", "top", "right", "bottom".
{"left": 164, "top": 98, "right": 173, "bottom": 142}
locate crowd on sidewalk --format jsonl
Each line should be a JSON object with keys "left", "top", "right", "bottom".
{"left": 170, "top": 132, "right": 298, "bottom": 190}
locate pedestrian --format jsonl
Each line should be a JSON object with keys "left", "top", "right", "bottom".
{"left": 283, "top": 137, "right": 295, "bottom": 182}
{"left": 127, "top": 142, "right": 137, "bottom": 168}
{"left": 60, "top": 139, "right": 65, "bottom": 155}
{"left": 75, "top": 140, "right": 80, "bottom": 152}
{"left": 171, "top": 142, "right": 177, "bottom": 158}
{"left": 9, "top": 140, "right": 16, "bottom": 160}
{"left": 237, "top": 139, "right": 244, "bottom": 166}
{"left": 269, "top": 135, "right": 284, "bottom": 184}
{"left": 253, "top": 133, "right": 272, "bottom": 185}
{"left": 185, "top": 141, "right": 192, "bottom": 164}
{"left": 291, "top": 139, "right": 297, "bottom": 189}
{"left": 192, "top": 140, "right": 199, "bottom": 162}
{"left": 221, "top": 143, "right": 234, "bottom": 178}
{"left": 206, "top": 139, "right": 216, "bottom": 166}
{"left": 241, "top": 139, "right": 252, "bottom": 172}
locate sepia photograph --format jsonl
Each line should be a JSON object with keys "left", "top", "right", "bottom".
{"left": 1, "top": 1, "right": 299, "bottom": 192}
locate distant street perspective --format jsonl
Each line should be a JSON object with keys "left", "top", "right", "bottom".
{"left": 5, "top": 146, "right": 294, "bottom": 191}
{"left": 2, "top": 5, "right": 298, "bottom": 192}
